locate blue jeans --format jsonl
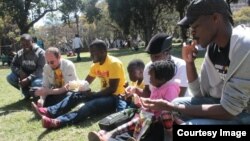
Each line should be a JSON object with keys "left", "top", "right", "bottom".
{"left": 172, "top": 97, "right": 250, "bottom": 125}
{"left": 116, "top": 96, "right": 128, "bottom": 112}
{"left": 6, "top": 72, "right": 42, "bottom": 97}
{"left": 47, "top": 92, "right": 127, "bottom": 126}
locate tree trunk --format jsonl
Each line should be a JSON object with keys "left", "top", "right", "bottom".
{"left": 19, "top": 25, "right": 30, "bottom": 34}
{"left": 75, "top": 13, "right": 79, "bottom": 35}
{"left": 178, "top": 11, "right": 188, "bottom": 41}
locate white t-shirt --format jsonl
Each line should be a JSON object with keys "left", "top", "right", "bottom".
{"left": 72, "top": 37, "right": 83, "bottom": 49}
{"left": 143, "top": 55, "right": 190, "bottom": 96}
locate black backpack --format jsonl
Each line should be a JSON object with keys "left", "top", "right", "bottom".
{"left": 98, "top": 108, "right": 137, "bottom": 131}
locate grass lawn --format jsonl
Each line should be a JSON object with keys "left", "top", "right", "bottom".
{"left": 0, "top": 47, "right": 205, "bottom": 141}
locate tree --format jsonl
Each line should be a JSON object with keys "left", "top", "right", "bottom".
{"left": 233, "top": 7, "right": 250, "bottom": 25}
{"left": 60, "top": 0, "right": 85, "bottom": 34}
{"left": 0, "top": 15, "right": 20, "bottom": 55}
{"left": 226, "top": 0, "right": 239, "bottom": 5}
{"left": 106, "top": 0, "right": 175, "bottom": 45}
{"left": 85, "top": 0, "right": 102, "bottom": 23}
{"left": 0, "top": 0, "right": 59, "bottom": 34}
{"left": 175, "top": 0, "right": 189, "bottom": 41}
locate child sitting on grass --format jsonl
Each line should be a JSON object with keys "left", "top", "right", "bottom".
{"left": 124, "top": 59, "right": 145, "bottom": 107}
{"left": 88, "top": 60, "right": 180, "bottom": 141}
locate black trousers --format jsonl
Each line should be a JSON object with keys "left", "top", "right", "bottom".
{"left": 43, "top": 92, "right": 69, "bottom": 107}
{"left": 74, "top": 48, "right": 81, "bottom": 61}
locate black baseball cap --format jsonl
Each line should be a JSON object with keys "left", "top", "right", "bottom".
{"left": 178, "top": 0, "right": 232, "bottom": 28}
{"left": 145, "top": 33, "right": 172, "bottom": 54}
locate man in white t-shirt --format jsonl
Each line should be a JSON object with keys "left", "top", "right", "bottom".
{"left": 72, "top": 34, "right": 83, "bottom": 61}
{"left": 142, "top": 33, "right": 189, "bottom": 97}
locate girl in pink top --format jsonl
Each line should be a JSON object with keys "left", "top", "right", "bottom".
{"left": 148, "top": 60, "right": 180, "bottom": 117}
{"left": 149, "top": 60, "right": 180, "bottom": 101}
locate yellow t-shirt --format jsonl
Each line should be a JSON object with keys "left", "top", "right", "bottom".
{"left": 89, "top": 55, "right": 126, "bottom": 95}
{"left": 54, "top": 68, "right": 64, "bottom": 88}
{"left": 131, "top": 80, "right": 145, "bottom": 89}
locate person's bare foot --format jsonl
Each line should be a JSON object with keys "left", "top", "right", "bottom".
{"left": 31, "top": 102, "right": 50, "bottom": 118}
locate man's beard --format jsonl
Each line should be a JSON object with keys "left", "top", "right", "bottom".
{"left": 23, "top": 48, "right": 31, "bottom": 53}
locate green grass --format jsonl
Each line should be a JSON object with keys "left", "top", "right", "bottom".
{"left": 0, "top": 47, "right": 205, "bottom": 141}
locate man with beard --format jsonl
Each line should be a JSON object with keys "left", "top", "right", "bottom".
{"left": 7, "top": 34, "right": 45, "bottom": 99}
{"left": 34, "top": 47, "right": 78, "bottom": 107}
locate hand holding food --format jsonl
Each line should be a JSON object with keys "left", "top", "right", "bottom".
{"left": 68, "top": 80, "right": 90, "bottom": 92}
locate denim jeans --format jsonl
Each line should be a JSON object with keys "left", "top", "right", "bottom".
{"left": 172, "top": 97, "right": 250, "bottom": 125}
{"left": 47, "top": 92, "right": 126, "bottom": 126}
{"left": 6, "top": 72, "right": 42, "bottom": 97}
{"left": 115, "top": 96, "right": 128, "bottom": 112}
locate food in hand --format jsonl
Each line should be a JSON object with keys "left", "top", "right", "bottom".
{"left": 69, "top": 80, "right": 79, "bottom": 91}
{"left": 133, "top": 94, "right": 142, "bottom": 107}
{"left": 78, "top": 80, "right": 90, "bottom": 92}
{"left": 69, "top": 80, "right": 90, "bottom": 92}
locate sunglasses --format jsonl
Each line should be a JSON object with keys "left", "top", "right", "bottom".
{"left": 47, "top": 61, "right": 55, "bottom": 65}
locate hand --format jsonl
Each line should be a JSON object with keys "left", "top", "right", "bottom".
{"left": 64, "top": 83, "right": 70, "bottom": 91}
{"left": 35, "top": 87, "right": 49, "bottom": 96}
{"left": 123, "top": 82, "right": 129, "bottom": 88}
{"left": 182, "top": 40, "right": 198, "bottom": 63}
{"left": 19, "top": 70, "right": 28, "bottom": 80}
{"left": 19, "top": 78, "right": 30, "bottom": 88}
{"left": 141, "top": 98, "right": 171, "bottom": 111}
{"left": 125, "top": 86, "right": 137, "bottom": 94}
{"left": 132, "top": 94, "right": 142, "bottom": 108}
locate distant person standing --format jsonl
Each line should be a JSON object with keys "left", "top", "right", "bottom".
{"left": 33, "top": 36, "right": 45, "bottom": 50}
{"left": 37, "top": 38, "right": 45, "bottom": 50}
{"left": 72, "top": 34, "right": 83, "bottom": 61}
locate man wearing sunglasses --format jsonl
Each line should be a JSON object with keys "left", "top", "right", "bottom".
{"left": 34, "top": 47, "right": 78, "bottom": 107}
{"left": 32, "top": 39, "right": 127, "bottom": 129}
{"left": 7, "top": 33, "right": 45, "bottom": 99}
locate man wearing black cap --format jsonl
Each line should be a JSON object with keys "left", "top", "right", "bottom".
{"left": 143, "top": 33, "right": 189, "bottom": 97}
{"left": 142, "top": 0, "right": 250, "bottom": 125}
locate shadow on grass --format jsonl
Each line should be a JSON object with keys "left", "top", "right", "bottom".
{"left": 76, "top": 112, "right": 112, "bottom": 128}
{"left": 66, "top": 56, "right": 92, "bottom": 64}
{"left": 0, "top": 99, "right": 34, "bottom": 116}
{"left": 38, "top": 129, "right": 54, "bottom": 141}
{"left": 107, "top": 46, "right": 206, "bottom": 59}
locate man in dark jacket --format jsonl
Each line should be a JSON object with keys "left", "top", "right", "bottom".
{"left": 7, "top": 33, "right": 46, "bottom": 99}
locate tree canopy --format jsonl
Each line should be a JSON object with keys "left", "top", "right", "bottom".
{"left": 0, "top": 0, "right": 59, "bottom": 34}
{"left": 233, "top": 7, "right": 250, "bottom": 25}
{"left": 106, "top": 0, "right": 177, "bottom": 45}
